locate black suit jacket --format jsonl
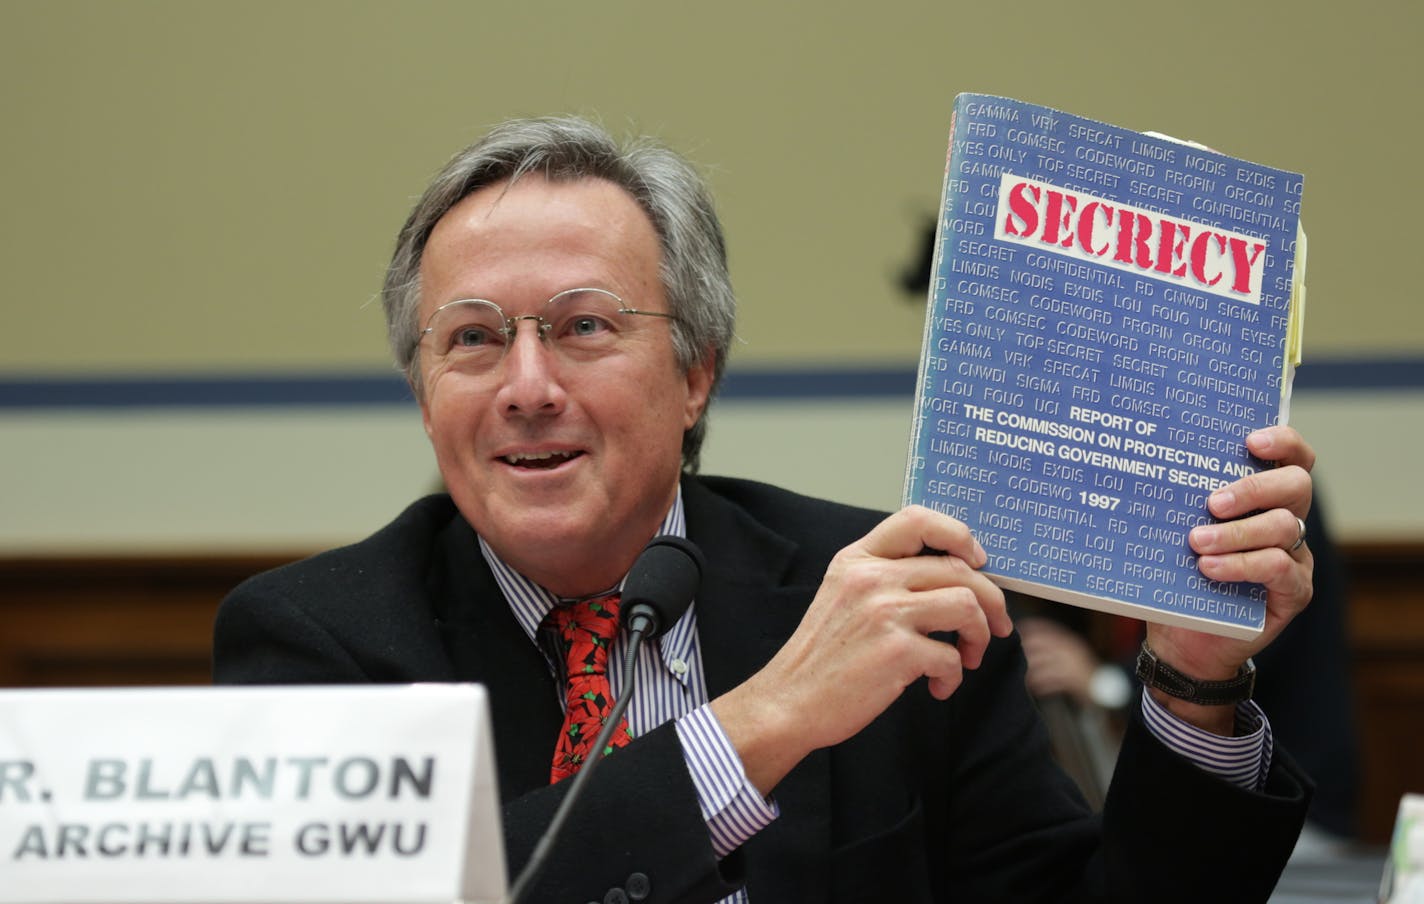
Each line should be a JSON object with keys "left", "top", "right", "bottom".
{"left": 214, "top": 475, "right": 1311, "bottom": 903}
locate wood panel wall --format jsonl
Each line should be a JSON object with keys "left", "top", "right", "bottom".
{"left": 1, "top": 545, "right": 1420, "bottom": 842}
{"left": 1344, "top": 544, "right": 1424, "bottom": 844}
{"left": 0, "top": 555, "right": 289, "bottom": 688}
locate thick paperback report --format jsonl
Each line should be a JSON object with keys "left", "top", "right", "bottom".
{"left": 904, "top": 94, "right": 1306, "bottom": 639}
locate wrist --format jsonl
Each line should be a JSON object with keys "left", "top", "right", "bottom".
{"left": 1143, "top": 687, "right": 1238, "bottom": 736}
{"left": 709, "top": 682, "right": 805, "bottom": 797}
{"left": 1135, "top": 641, "right": 1255, "bottom": 718}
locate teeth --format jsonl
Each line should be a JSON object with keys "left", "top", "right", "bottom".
{"left": 503, "top": 451, "right": 575, "bottom": 465}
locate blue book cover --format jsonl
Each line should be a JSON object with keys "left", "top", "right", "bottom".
{"left": 904, "top": 94, "right": 1306, "bottom": 639}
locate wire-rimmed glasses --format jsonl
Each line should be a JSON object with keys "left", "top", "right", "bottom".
{"left": 412, "top": 287, "right": 676, "bottom": 374}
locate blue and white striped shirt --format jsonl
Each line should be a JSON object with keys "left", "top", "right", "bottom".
{"left": 479, "top": 487, "right": 1270, "bottom": 902}
{"left": 481, "top": 489, "right": 770, "bottom": 904}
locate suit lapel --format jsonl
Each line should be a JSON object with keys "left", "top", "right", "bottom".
{"left": 683, "top": 478, "right": 834, "bottom": 901}
{"left": 429, "top": 517, "right": 565, "bottom": 801}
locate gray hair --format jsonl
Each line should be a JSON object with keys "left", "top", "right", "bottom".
{"left": 381, "top": 115, "right": 736, "bottom": 473}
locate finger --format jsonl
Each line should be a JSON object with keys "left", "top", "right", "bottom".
{"left": 1020, "top": 641, "right": 1060, "bottom": 675}
{"left": 1016, "top": 617, "right": 1071, "bottom": 643}
{"left": 1024, "top": 669, "right": 1055, "bottom": 697}
{"left": 1244, "top": 426, "right": 1316, "bottom": 471}
{"left": 1016, "top": 617, "right": 1047, "bottom": 640}
{"left": 871, "top": 619, "right": 968, "bottom": 701}
{"left": 827, "top": 548, "right": 992, "bottom": 613}
{"left": 1026, "top": 664, "right": 1070, "bottom": 697}
{"left": 1197, "top": 546, "right": 1313, "bottom": 606}
{"left": 868, "top": 548, "right": 1013, "bottom": 639}
{"left": 859, "top": 505, "right": 986, "bottom": 567}
{"left": 822, "top": 554, "right": 1002, "bottom": 655}
{"left": 924, "top": 639, "right": 965, "bottom": 700}
{"left": 1019, "top": 631, "right": 1047, "bottom": 660}
{"left": 1018, "top": 622, "right": 1062, "bottom": 660}
{"left": 1206, "top": 463, "right": 1313, "bottom": 521}
{"left": 910, "top": 586, "right": 993, "bottom": 670}
{"left": 892, "top": 546, "right": 989, "bottom": 591}
{"left": 1190, "top": 507, "right": 1306, "bottom": 556}
{"left": 931, "top": 562, "right": 1010, "bottom": 638}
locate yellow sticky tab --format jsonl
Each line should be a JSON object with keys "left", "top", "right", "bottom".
{"left": 1286, "top": 223, "right": 1307, "bottom": 368}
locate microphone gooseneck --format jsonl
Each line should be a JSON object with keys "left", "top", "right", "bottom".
{"left": 503, "top": 535, "right": 705, "bottom": 904}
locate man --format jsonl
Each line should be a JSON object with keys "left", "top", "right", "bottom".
{"left": 215, "top": 117, "right": 1316, "bottom": 903}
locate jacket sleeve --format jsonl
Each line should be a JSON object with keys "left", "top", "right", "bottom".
{"left": 501, "top": 723, "right": 747, "bottom": 904}
{"left": 914, "top": 631, "right": 1312, "bottom": 904}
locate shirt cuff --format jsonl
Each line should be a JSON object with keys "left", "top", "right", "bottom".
{"left": 1140, "top": 689, "right": 1274, "bottom": 790}
{"left": 675, "top": 704, "right": 780, "bottom": 859}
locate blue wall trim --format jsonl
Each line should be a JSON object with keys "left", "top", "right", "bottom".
{"left": 0, "top": 358, "right": 1418, "bottom": 409}
{"left": 0, "top": 374, "right": 417, "bottom": 409}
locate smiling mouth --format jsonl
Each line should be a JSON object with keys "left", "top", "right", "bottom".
{"left": 502, "top": 451, "right": 583, "bottom": 470}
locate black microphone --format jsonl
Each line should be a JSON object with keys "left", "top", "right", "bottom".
{"left": 622, "top": 535, "right": 705, "bottom": 640}
{"left": 503, "top": 535, "right": 706, "bottom": 904}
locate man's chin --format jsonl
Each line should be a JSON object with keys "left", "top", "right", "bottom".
{"left": 463, "top": 493, "right": 604, "bottom": 552}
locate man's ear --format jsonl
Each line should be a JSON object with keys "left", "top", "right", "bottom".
{"left": 410, "top": 371, "right": 435, "bottom": 438}
{"left": 682, "top": 350, "right": 717, "bottom": 429}
{"left": 418, "top": 385, "right": 437, "bottom": 440}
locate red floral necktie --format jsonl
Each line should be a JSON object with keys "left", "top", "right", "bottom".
{"left": 545, "top": 594, "right": 633, "bottom": 784}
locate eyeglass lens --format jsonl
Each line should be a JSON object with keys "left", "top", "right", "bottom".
{"left": 422, "top": 289, "right": 641, "bottom": 372}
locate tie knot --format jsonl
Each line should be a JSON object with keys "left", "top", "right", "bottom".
{"left": 546, "top": 593, "right": 622, "bottom": 647}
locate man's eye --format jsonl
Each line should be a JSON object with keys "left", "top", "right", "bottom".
{"left": 566, "top": 315, "right": 612, "bottom": 338}
{"left": 453, "top": 326, "right": 495, "bottom": 347}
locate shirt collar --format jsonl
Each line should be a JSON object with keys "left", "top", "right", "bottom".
{"left": 478, "top": 486, "right": 697, "bottom": 675}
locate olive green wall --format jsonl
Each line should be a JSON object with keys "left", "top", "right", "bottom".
{"left": 2, "top": 1, "right": 1419, "bottom": 553}
{"left": 3, "top": 1, "right": 1419, "bottom": 373}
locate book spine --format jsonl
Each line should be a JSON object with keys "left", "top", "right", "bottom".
{"left": 903, "top": 95, "right": 969, "bottom": 508}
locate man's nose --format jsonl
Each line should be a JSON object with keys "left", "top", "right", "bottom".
{"left": 493, "top": 319, "right": 567, "bottom": 416}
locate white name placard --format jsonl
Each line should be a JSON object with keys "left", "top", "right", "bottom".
{"left": 0, "top": 684, "right": 506, "bottom": 904}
